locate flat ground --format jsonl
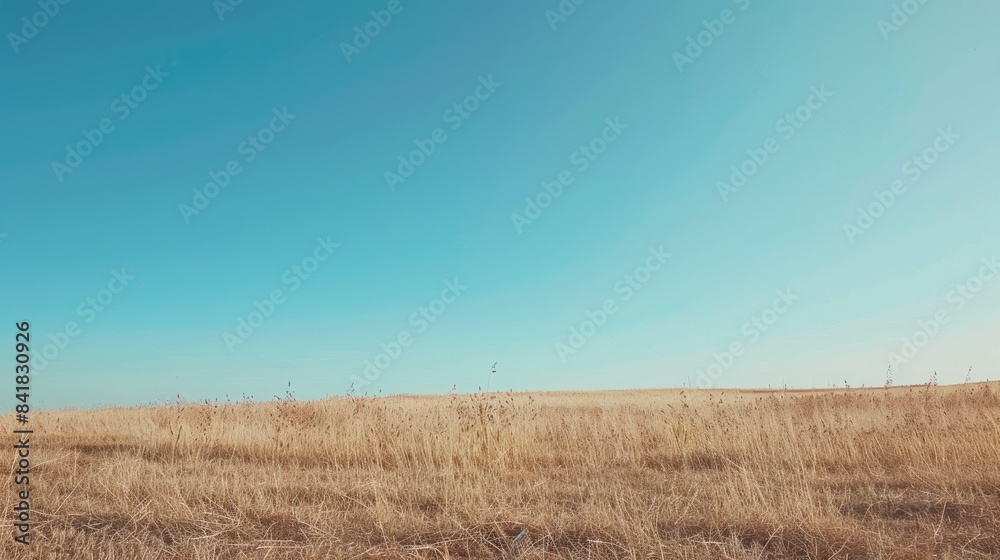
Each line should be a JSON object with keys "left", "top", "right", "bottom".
{"left": 3, "top": 382, "right": 999, "bottom": 559}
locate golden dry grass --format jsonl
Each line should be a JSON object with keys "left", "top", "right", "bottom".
{"left": 3, "top": 382, "right": 1000, "bottom": 559}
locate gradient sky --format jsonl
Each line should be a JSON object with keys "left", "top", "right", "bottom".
{"left": 2, "top": 0, "right": 999, "bottom": 409}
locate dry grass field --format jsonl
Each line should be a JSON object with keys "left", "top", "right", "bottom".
{"left": 3, "top": 382, "right": 999, "bottom": 559}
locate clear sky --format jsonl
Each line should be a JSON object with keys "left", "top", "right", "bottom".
{"left": 2, "top": 0, "right": 999, "bottom": 409}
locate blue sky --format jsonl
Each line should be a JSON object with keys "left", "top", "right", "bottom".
{"left": 2, "top": 0, "right": 999, "bottom": 409}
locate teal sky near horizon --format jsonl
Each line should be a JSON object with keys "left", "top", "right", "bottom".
{"left": 2, "top": 0, "right": 999, "bottom": 409}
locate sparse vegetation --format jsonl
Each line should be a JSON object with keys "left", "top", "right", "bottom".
{"left": 3, "top": 382, "right": 999, "bottom": 558}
